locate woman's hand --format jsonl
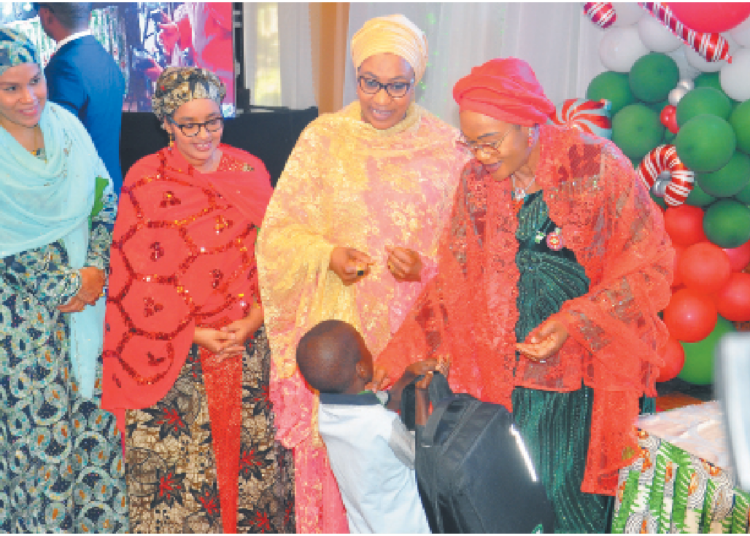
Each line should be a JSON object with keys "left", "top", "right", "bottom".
{"left": 218, "top": 313, "right": 263, "bottom": 360}
{"left": 195, "top": 304, "right": 264, "bottom": 361}
{"left": 57, "top": 267, "right": 105, "bottom": 313}
{"left": 193, "top": 327, "right": 236, "bottom": 357}
{"left": 515, "top": 319, "right": 568, "bottom": 363}
{"left": 385, "top": 246, "right": 422, "bottom": 282}
{"left": 329, "top": 247, "right": 373, "bottom": 286}
{"left": 57, "top": 296, "right": 87, "bottom": 314}
{"left": 77, "top": 267, "right": 106, "bottom": 305}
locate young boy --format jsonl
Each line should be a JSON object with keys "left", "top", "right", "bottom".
{"left": 296, "top": 319, "right": 443, "bottom": 534}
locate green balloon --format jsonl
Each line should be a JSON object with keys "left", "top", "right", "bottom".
{"left": 674, "top": 114, "right": 736, "bottom": 172}
{"left": 678, "top": 316, "right": 734, "bottom": 385}
{"left": 697, "top": 152, "right": 750, "bottom": 198}
{"left": 694, "top": 73, "right": 740, "bottom": 108}
{"left": 730, "top": 100, "right": 750, "bottom": 155}
{"left": 703, "top": 199, "right": 750, "bottom": 248}
{"left": 676, "top": 87, "right": 732, "bottom": 126}
{"left": 629, "top": 53, "right": 680, "bottom": 104}
{"left": 735, "top": 182, "right": 750, "bottom": 204}
{"left": 612, "top": 104, "right": 665, "bottom": 160}
{"left": 685, "top": 180, "right": 716, "bottom": 207}
{"left": 647, "top": 99, "right": 669, "bottom": 113}
{"left": 587, "top": 71, "right": 635, "bottom": 116}
{"left": 664, "top": 128, "right": 676, "bottom": 144}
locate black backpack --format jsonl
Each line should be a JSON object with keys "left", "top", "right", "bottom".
{"left": 400, "top": 373, "right": 556, "bottom": 533}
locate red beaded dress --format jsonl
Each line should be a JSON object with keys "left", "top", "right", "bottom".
{"left": 102, "top": 145, "right": 294, "bottom": 533}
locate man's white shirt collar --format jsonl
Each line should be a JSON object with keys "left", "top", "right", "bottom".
{"left": 55, "top": 29, "right": 92, "bottom": 52}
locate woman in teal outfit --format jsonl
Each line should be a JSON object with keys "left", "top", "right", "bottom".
{"left": 0, "top": 27, "right": 127, "bottom": 532}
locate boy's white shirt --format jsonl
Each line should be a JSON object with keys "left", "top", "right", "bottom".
{"left": 318, "top": 396, "right": 430, "bottom": 534}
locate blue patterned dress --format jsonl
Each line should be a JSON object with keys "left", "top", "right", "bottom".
{"left": 0, "top": 164, "right": 128, "bottom": 533}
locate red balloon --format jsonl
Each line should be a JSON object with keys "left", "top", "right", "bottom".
{"left": 723, "top": 240, "right": 750, "bottom": 272}
{"left": 663, "top": 288, "right": 718, "bottom": 342}
{"left": 672, "top": 244, "right": 685, "bottom": 287}
{"left": 678, "top": 242, "right": 732, "bottom": 295}
{"left": 668, "top": 2, "right": 750, "bottom": 33}
{"left": 664, "top": 205, "right": 707, "bottom": 247}
{"left": 660, "top": 105, "right": 679, "bottom": 134}
{"left": 657, "top": 337, "right": 685, "bottom": 382}
{"left": 716, "top": 272, "right": 750, "bottom": 321}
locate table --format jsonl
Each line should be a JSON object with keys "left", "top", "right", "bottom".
{"left": 612, "top": 401, "right": 750, "bottom": 534}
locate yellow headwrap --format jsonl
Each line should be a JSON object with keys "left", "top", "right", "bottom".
{"left": 350, "top": 14, "right": 429, "bottom": 83}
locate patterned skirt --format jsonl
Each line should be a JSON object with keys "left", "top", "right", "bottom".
{"left": 125, "top": 326, "right": 295, "bottom": 533}
{"left": 0, "top": 294, "right": 129, "bottom": 533}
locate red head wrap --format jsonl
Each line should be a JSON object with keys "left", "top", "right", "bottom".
{"left": 453, "top": 58, "right": 556, "bottom": 126}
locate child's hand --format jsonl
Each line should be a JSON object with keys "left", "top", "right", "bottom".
{"left": 415, "top": 370, "right": 435, "bottom": 390}
{"left": 405, "top": 358, "right": 439, "bottom": 380}
{"left": 407, "top": 355, "right": 452, "bottom": 384}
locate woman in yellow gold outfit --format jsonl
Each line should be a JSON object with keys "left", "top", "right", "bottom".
{"left": 257, "top": 14, "right": 468, "bottom": 533}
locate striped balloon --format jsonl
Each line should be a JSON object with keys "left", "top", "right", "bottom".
{"left": 583, "top": 2, "right": 617, "bottom": 29}
{"left": 637, "top": 144, "right": 695, "bottom": 207}
{"left": 549, "top": 98, "right": 613, "bottom": 139}
{"left": 639, "top": 2, "right": 732, "bottom": 63}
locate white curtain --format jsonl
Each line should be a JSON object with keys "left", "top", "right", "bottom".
{"left": 242, "top": 2, "right": 317, "bottom": 109}
{"left": 344, "top": 3, "right": 606, "bottom": 128}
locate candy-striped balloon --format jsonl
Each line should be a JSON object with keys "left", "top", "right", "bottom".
{"left": 639, "top": 2, "right": 732, "bottom": 63}
{"left": 583, "top": 2, "right": 617, "bottom": 29}
{"left": 549, "top": 98, "right": 613, "bottom": 139}
{"left": 637, "top": 144, "right": 695, "bottom": 207}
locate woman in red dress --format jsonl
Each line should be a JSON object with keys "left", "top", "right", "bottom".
{"left": 102, "top": 67, "right": 294, "bottom": 533}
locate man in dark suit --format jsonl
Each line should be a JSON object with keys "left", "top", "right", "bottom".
{"left": 37, "top": 3, "right": 126, "bottom": 193}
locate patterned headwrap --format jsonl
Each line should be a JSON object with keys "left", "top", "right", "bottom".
{"left": 350, "top": 14, "right": 428, "bottom": 83}
{"left": 453, "top": 58, "right": 556, "bottom": 126}
{"left": 0, "top": 26, "right": 40, "bottom": 76}
{"left": 152, "top": 66, "right": 226, "bottom": 122}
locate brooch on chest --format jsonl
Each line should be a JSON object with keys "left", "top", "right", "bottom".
{"left": 534, "top": 226, "right": 564, "bottom": 251}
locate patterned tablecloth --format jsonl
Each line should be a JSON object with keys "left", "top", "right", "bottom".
{"left": 612, "top": 401, "right": 750, "bottom": 534}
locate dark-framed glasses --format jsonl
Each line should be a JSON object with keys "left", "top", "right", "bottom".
{"left": 457, "top": 125, "right": 515, "bottom": 157}
{"left": 167, "top": 115, "right": 224, "bottom": 137}
{"left": 357, "top": 76, "right": 414, "bottom": 99}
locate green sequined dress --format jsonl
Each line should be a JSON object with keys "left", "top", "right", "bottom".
{"left": 511, "top": 191, "right": 611, "bottom": 533}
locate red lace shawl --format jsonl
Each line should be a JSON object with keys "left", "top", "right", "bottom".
{"left": 101, "top": 145, "right": 272, "bottom": 428}
{"left": 377, "top": 124, "right": 674, "bottom": 496}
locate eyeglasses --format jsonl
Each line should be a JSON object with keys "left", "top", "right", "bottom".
{"left": 457, "top": 125, "right": 515, "bottom": 157}
{"left": 357, "top": 76, "right": 414, "bottom": 99}
{"left": 167, "top": 115, "right": 224, "bottom": 137}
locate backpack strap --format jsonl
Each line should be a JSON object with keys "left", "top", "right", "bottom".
{"left": 399, "top": 372, "right": 455, "bottom": 431}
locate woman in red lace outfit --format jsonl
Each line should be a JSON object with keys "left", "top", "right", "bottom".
{"left": 102, "top": 67, "right": 294, "bottom": 533}
{"left": 376, "top": 58, "right": 674, "bottom": 532}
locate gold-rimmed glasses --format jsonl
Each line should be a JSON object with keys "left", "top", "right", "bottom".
{"left": 457, "top": 125, "right": 515, "bottom": 158}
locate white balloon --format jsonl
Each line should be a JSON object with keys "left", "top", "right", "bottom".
{"left": 611, "top": 2, "right": 645, "bottom": 27}
{"left": 729, "top": 14, "right": 750, "bottom": 47}
{"left": 637, "top": 14, "right": 682, "bottom": 53}
{"left": 599, "top": 26, "right": 649, "bottom": 72}
{"left": 685, "top": 43, "right": 727, "bottom": 72}
{"left": 677, "top": 78, "right": 695, "bottom": 91}
{"left": 668, "top": 87, "right": 688, "bottom": 106}
{"left": 723, "top": 32, "right": 739, "bottom": 53}
{"left": 667, "top": 46, "right": 701, "bottom": 81}
{"left": 720, "top": 46, "right": 750, "bottom": 101}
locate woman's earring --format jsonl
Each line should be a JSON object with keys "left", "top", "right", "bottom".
{"left": 528, "top": 127, "right": 536, "bottom": 147}
{"left": 168, "top": 133, "right": 174, "bottom": 149}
